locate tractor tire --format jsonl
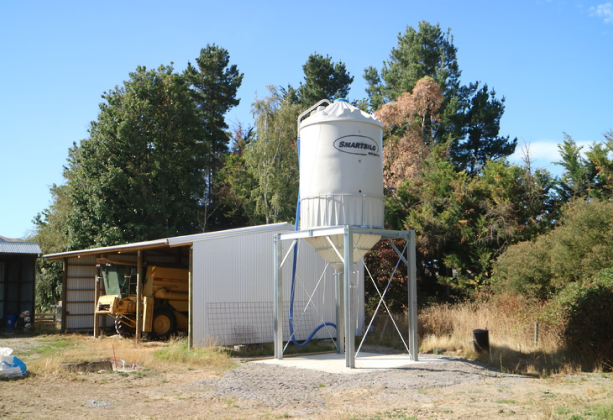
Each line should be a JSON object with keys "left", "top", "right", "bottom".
{"left": 115, "top": 319, "right": 135, "bottom": 338}
{"left": 151, "top": 307, "right": 177, "bottom": 340}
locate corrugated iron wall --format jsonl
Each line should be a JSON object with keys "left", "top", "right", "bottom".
{"left": 191, "top": 227, "right": 364, "bottom": 347}
{"left": 64, "top": 256, "right": 98, "bottom": 331}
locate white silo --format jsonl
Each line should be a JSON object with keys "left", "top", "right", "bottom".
{"left": 273, "top": 99, "right": 417, "bottom": 369}
{"left": 298, "top": 99, "right": 384, "bottom": 269}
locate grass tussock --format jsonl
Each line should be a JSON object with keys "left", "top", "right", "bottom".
{"left": 153, "top": 337, "right": 234, "bottom": 370}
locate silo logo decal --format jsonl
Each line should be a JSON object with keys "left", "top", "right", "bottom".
{"left": 333, "top": 135, "right": 380, "bottom": 157}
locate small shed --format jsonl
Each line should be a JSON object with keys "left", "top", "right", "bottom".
{"left": 45, "top": 223, "right": 365, "bottom": 346}
{"left": 0, "top": 237, "right": 41, "bottom": 327}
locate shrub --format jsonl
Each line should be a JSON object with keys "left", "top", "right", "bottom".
{"left": 547, "top": 269, "right": 613, "bottom": 368}
{"left": 492, "top": 199, "right": 613, "bottom": 299}
{"left": 548, "top": 201, "right": 613, "bottom": 284}
{"left": 492, "top": 236, "right": 553, "bottom": 299}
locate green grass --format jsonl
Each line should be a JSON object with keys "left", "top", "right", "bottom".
{"left": 555, "top": 403, "right": 613, "bottom": 420}
{"left": 12, "top": 336, "right": 77, "bottom": 359}
{"left": 555, "top": 408, "right": 571, "bottom": 415}
{"left": 348, "top": 409, "right": 417, "bottom": 420}
{"left": 593, "top": 404, "right": 613, "bottom": 419}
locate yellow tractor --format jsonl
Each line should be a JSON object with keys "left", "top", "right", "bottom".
{"left": 95, "top": 264, "right": 188, "bottom": 339}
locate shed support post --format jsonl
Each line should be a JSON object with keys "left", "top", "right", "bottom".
{"left": 61, "top": 258, "right": 68, "bottom": 333}
{"left": 273, "top": 235, "right": 283, "bottom": 359}
{"left": 135, "top": 250, "right": 142, "bottom": 344}
{"left": 94, "top": 263, "right": 100, "bottom": 338}
{"left": 188, "top": 246, "right": 194, "bottom": 350}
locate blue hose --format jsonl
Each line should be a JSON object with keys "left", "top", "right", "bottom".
{"left": 289, "top": 134, "right": 336, "bottom": 347}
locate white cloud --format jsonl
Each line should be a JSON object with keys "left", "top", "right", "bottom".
{"left": 590, "top": 2, "right": 613, "bottom": 24}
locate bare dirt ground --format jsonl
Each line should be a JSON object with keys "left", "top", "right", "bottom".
{"left": 1, "top": 335, "right": 612, "bottom": 419}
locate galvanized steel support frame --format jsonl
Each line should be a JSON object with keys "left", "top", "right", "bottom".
{"left": 273, "top": 227, "right": 417, "bottom": 367}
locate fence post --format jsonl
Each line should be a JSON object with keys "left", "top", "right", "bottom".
{"left": 534, "top": 322, "right": 539, "bottom": 347}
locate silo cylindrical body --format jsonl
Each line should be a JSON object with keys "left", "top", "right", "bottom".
{"left": 299, "top": 99, "right": 384, "bottom": 230}
{"left": 298, "top": 99, "right": 384, "bottom": 268}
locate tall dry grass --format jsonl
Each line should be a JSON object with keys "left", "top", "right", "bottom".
{"left": 365, "top": 294, "right": 596, "bottom": 375}
{"left": 416, "top": 295, "right": 586, "bottom": 375}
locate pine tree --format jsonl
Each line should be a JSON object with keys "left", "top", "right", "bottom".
{"left": 184, "top": 45, "right": 243, "bottom": 230}
{"left": 283, "top": 53, "right": 354, "bottom": 106}
{"left": 365, "top": 21, "right": 516, "bottom": 173}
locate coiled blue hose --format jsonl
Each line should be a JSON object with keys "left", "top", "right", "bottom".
{"left": 289, "top": 133, "right": 336, "bottom": 347}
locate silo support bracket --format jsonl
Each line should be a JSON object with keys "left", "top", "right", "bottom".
{"left": 274, "top": 227, "right": 417, "bottom": 367}
{"left": 279, "top": 240, "right": 297, "bottom": 268}
{"left": 388, "top": 240, "right": 409, "bottom": 267}
{"left": 325, "top": 236, "right": 344, "bottom": 264}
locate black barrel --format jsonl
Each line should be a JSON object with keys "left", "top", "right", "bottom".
{"left": 473, "top": 329, "right": 490, "bottom": 352}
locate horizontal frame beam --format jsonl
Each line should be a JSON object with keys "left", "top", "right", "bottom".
{"left": 279, "top": 227, "right": 412, "bottom": 242}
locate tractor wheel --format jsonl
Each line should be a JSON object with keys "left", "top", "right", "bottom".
{"left": 151, "top": 307, "right": 177, "bottom": 340}
{"left": 115, "top": 319, "right": 135, "bottom": 338}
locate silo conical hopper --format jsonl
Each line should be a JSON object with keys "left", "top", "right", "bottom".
{"left": 299, "top": 99, "right": 384, "bottom": 268}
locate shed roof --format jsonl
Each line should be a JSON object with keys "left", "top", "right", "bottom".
{"left": 0, "top": 241, "right": 42, "bottom": 256}
{"left": 44, "top": 223, "right": 293, "bottom": 261}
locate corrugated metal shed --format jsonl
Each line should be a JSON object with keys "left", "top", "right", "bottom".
{"left": 0, "top": 242, "right": 42, "bottom": 255}
{"left": 44, "top": 224, "right": 364, "bottom": 345}
{"left": 1, "top": 241, "right": 40, "bottom": 325}
{"left": 189, "top": 224, "right": 361, "bottom": 346}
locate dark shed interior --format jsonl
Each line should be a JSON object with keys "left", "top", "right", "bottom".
{"left": 0, "top": 238, "right": 41, "bottom": 327}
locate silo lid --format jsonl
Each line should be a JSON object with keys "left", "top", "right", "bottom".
{"left": 300, "top": 99, "right": 382, "bottom": 129}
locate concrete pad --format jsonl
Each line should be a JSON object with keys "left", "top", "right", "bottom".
{"left": 251, "top": 352, "right": 444, "bottom": 374}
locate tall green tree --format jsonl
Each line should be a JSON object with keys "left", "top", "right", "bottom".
{"left": 554, "top": 132, "right": 613, "bottom": 201}
{"left": 27, "top": 184, "right": 72, "bottom": 310}
{"left": 452, "top": 83, "right": 517, "bottom": 174}
{"left": 365, "top": 21, "right": 516, "bottom": 173}
{"left": 230, "top": 53, "right": 354, "bottom": 225}
{"left": 365, "top": 21, "right": 460, "bottom": 109}
{"left": 215, "top": 124, "right": 258, "bottom": 227}
{"left": 283, "top": 53, "right": 354, "bottom": 106}
{"left": 554, "top": 135, "right": 594, "bottom": 200}
{"left": 238, "top": 86, "right": 302, "bottom": 224}
{"left": 382, "top": 151, "right": 559, "bottom": 300}
{"left": 65, "top": 64, "right": 208, "bottom": 249}
{"left": 184, "top": 45, "right": 243, "bottom": 230}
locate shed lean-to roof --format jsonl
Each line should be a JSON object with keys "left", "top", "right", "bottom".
{"left": 44, "top": 223, "right": 294, "bottom": 261}
{"left": 0, "top": 241, "right": 42, "bottom": 256}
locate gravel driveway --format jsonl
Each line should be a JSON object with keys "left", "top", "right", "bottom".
{"left": 193, "top": 355, "right": 519, "bottom": 411}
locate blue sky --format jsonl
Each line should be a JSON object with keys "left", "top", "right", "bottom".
{"left": 1, "top": 0, "right": 611, "bottom": 240}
